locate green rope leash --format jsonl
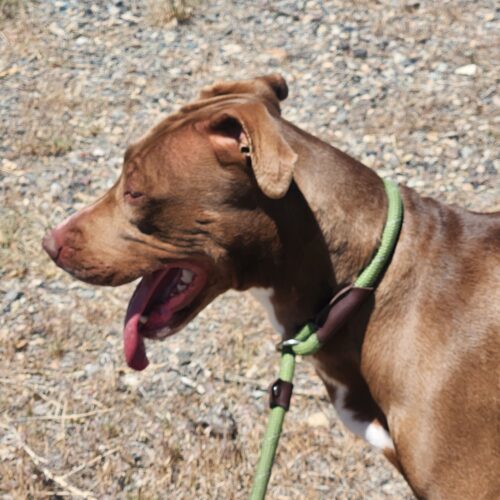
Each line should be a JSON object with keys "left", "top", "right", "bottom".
{"left": 249, "top": 179, "right": 403, "bottom": 500}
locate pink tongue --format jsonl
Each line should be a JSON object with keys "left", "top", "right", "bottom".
{"left": 123, "top": 272, "right": 167, "bottom": 371}
{"left": 123, "top": 313, "right": 149, "bottom": 371}
{"left": 123, "top": 269, "right": 183, "bottom": 371}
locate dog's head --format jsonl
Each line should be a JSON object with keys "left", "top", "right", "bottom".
{"left": 42, "top": 74, "right": 298, "bottom": 370}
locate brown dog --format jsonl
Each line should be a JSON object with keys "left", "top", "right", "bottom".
{"left": 42, "top": 75, "right": 500, "bottom": 499}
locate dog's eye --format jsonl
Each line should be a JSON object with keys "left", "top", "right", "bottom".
{"left": 124, "top": 191, "right": 144, "bottom": 204}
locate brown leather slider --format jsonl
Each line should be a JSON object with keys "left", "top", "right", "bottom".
{"left": 269, "top": 379, "right": 294, "bottom": 411}
{"left": 315, "top": 287, "right": 374, "bottom": 344}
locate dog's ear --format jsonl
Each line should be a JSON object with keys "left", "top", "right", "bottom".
{"left": 199, "top": 74, "right": 289, "bottom": 110}
{"left": 200, "top": 101, "right": 297, "bottom": 199}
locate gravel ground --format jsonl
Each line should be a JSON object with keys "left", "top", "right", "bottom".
{"left": 0, "top": 0, "right": 498, "bottom": 498}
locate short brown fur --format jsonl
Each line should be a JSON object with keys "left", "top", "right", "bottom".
{"left": 43, "top": 75, "right": 500, "bottom": 499}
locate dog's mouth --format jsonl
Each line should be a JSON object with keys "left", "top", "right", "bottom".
{"left": 123, "top": 263, "right": 208, "bottom": 371}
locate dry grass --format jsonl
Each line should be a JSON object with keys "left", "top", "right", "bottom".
{"left": 0, "top": 0, "right": 28, "bottom": 21}
{"left": 0, "top": 17, "right": 108, "bottom": 160}
{"left": 145, "top": 0, "right": 197, "bottom": 25}
{"left": 13, "top": 78, "right": 107, "bottom": 157}
{"left": 18, "top": 82, "right": 75, "bottom": 157}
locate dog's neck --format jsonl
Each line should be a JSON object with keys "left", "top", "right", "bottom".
{"left": 252, "top": 121, "right": 388, "bottom": 336}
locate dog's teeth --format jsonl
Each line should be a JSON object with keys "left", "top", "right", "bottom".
{"left": 158, "top": 327, "right": 172, "bottom": 339}
{"left": 181, "top": 269, "right": 194, "bottom": 284}
{"left": 139, "top": 315, "right": 148, "bottom": 324}
{"left": 177, "top": 283, "right": 187, "bottom": 292}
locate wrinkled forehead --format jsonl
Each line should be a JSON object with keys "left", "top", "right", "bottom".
{"left": 122, "top": 93, "right": 264, "bottom": 165}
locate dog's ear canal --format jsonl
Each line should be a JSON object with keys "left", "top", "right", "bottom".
{"left": 205, "top": 102, "right": 298, "bottom": 199}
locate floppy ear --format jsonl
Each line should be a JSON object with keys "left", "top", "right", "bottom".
{"left": 199, "top": 74, "right": 289, "bottom": 112}
{"left": 202, "top": 101, "right": 297, "bottom": 199}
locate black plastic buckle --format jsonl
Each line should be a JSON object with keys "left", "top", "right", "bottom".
{"left": 269, "top": 379, "right": 294, "bottom": 411}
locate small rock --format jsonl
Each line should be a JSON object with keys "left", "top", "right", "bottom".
{"left": 454, "top": 64, "right": 477, "bottom": 76}
{"left": 435, "top": 62, "right": 448, "bottom": 73}
{"left": 336, "top": 110, "right": 348, "bottom": 124}
{"left": 2, "top": 290, "right": 23, "bottom": 313}
{"left": 460, "top": 146, "right": 474, "bottom": 158}
{"left": 353, "top": 48, "right": 368, "bottom": 59}
{"left": 50, "top": 182, "right": 63, "bottom": 198}
{"left": 48, "top": 22, "right": 66, "bottom": 38}
{"left": 251, "top": 389, "right": 266, "bottom": 399}
{"left": 392, "top": 52, "right": 405, "bottom": 64}
{"left": 75, "top": 36, "right": 89, "bottom": 46}
{"left": 180, "top": 376, "right": 196, "bottom": 388}
{"left": 121, "top": 12, "right": 140, "bottom": 24}
{"left": 1, "top": 159, "right": 17, "bottom": 172}
{"left": 4, "top": 290, "right": 23, "bottom": 304}
{"left": 224, "top": 43, "right": 242, "bottom": 55}
{"left": 264, "top": 48, "right": 288, "bottom": 61}
{"left": 307, "top": 411, "right": 330, "bottom": 428}
{"left": 164, "top": 31, "right": 177, "bottom": 44}
{"left": 195, "top": 405, "right": 237, "bottom": 439}
{"left": 32, "top": 403, "right": 49, "bottom": 416}
{"left": 177, "top": 350, "right": 192, "bottom": 366}
{"left": 108, "top": 5, "right": 120, "bottom": 16}
{"left": 14, "top": 338, "right": 28, "bottom": 351}
{"left": 121, "top": 373, "right": 140, "bottom": 389}
{"left": 92, "top": 147, "right": 105, "bottom": 157}
{"left": 84, "top": 363, "right": 100, "bottom": 377}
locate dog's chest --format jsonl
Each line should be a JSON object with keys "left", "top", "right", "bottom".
{"left": 249, "top": 288, "right": 394, "bottom": 452}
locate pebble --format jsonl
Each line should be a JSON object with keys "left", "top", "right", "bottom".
{"left": 353, "top": 48, "right": 368, "bottom": 59}
{"left": 454, "top": 64, "right": 478, "bottom": 76}
{"left": 91, "top": 147, "right": 105, "bottom": 157}
{"left": 223, "top": 43, "right": 242, "bottom": 55}
{"left": 75, "top": 36, "right": 89, "bottom": 45}
{"left": 194, "top": 404, "right": 237, "bottom": 439}
{"left": 307, "top": 411, "right": 330, "bottom": 428}
{"left": 180, "top": 376, "right": 196, "bottom": 388}
{"left": 121, "top": 373, "right": 140, "bottom": 389}
{"left": 2, "top": 290, "right": 23, "bottom": 313}
{"left": 84, "top": 363, "right": 100, "bottom": 377}
{"left": 264, "top": 48, "right": 288, "bottom": 61}
{"left": 163, "top": 31, "right": 177, "bottom": 44}
{"left": 48, "top": 22, "right": 66, "bottom": 37}
{"left": 50, "top": 182, "right": 63, "bottom": 198}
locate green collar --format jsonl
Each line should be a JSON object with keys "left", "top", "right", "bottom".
{"left": 286, "top": 178, "right": 404, "bottom": 356}
{"left": 249, "top": 178, "right": 404, "bottom": 500}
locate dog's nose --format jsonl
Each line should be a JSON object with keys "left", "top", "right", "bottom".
{"left": 42, "top": 229, "right": 62, "bottom": 261}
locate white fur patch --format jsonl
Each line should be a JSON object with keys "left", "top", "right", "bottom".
{"left": 365, "top": 421, "right": 395, "bottom": 450}
{"left": 249, "top": 287, "right": 285, "bottom": 334}
{"left": 314, "top": 364, "right": 394, "bottom": 451}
